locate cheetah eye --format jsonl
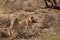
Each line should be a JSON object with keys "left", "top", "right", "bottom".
{"left": 4, "top": 29, "right": 7, "bottom": 31}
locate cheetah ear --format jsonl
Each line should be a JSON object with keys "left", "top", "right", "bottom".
{"left": 29, "top": 15, "right": 33, "bottom": 18}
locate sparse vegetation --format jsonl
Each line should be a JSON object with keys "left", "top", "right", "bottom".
{"left": 15, "top": 24, "right": 39, "bottom": 39}
{"left": 18, "top": 14, "right": 28, "bottom": 19}
{"left": 0, "top": 15, "right": 10, "bottom": 27}
{"left": 0, "top": 31, "right": 9, "bottom": 38}
{"left": 0, "top": 0, "right": 60, "bottom": 40}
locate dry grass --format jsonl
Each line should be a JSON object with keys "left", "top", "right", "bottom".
{"left": 0, "top": 14, "right": 10, "bottom": 27}
{"left": 0, "top": 0, "right": 60, "bottom": 40}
